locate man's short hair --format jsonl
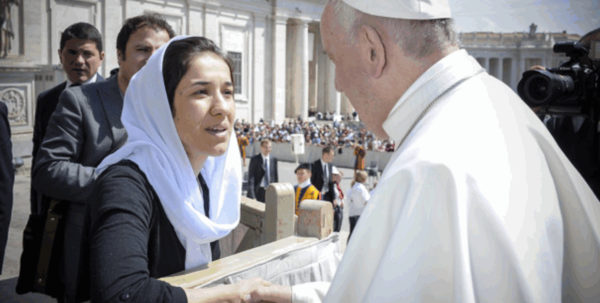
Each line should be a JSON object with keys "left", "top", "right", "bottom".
{"left": 323, "top": 146, "right": 335, "bottom": 155}
{"left": 261, "top": 139, "right": 271, "bottom": 147}
{"left": 117, "top": 14, "right": 176, "bottom": 60}
{"left": 60, "top": 22, "right": 103, "bottom": 52}
{"left": 328, "top": 0, "right": 457, "bottom": 58}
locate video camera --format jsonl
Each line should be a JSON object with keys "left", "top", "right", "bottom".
{"left": 517, "top": 41, "right": 600, "bottom": 116}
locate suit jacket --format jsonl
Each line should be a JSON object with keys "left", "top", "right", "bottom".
{"left": 311, "top": 159, "right": 335, "bottom": 202}
{"left": 31, "top": 75, "right": 126, "bottom": 300}
{"left": 246, "top": 154, "right": 279, "bottom": 199}
{"left": 0, "top": 102, "right": 13, "bottom": 274}
{"left": 31, "top": 74, "right": 105, "bottom": 214}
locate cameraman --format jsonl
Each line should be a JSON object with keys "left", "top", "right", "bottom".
{"left": 528, "top": 28, "right": 600, "bottom": 198}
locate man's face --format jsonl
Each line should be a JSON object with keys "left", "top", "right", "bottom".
{"left": 323, "top": 150, "right": 335, "bottom": 163}
{"left": 59, "top": 39, "right": 104, "bottom": 84}
{"left": 118, "top": 26, "right": 170, "bottom": 87}
{"left": 321, "top": 4, "right": 383, "bottom": 137}
{"left": 261, "top": 142, "right": 272, "bottom": 156}
{"left": 296, "top": 169, "right": 311, "bottom": 184}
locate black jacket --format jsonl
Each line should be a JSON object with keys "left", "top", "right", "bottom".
{"left": 311, "top": 159, "right": 335, "bottom": 202}
{"left": 246, "top": 154, "right": 279, "bottom": 199}
{"left": 87, "top": 160, "right": 219, "bottom": 303}
{"left": 31, "top": 75, "right": 105, "bottom": 214}
{"left": 0, "top": 102, "right": 13, "bottom": 274}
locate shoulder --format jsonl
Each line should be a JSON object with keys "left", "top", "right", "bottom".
{"left": 37, "top": 82, "right": 66, "bottom": 102}
{"left": 0, "top": 101, "right": 6, "bottom": 115}
{"left": 93, "top": 161, "right": 156, "bottom": 215}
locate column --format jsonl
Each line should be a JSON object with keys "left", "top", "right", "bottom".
{"left": 289, "top": 19, "right": 309, "bottom": 120}
{"left": 270, "top": 15, "right": 287, "bottom": 124}
{"left": 252, "top": 14, "right": 267, "bottom": 123}
{"left": 326, "top": 59, "right": 340, "bottom": 115}
{"left": 497, "top": 58, "right": 503, "bottom": 82}
{"left": 484, "top": 57, "right": 489, "bottom": 71}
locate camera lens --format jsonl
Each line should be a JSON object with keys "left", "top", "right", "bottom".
{"left": 517, "top": 70, "right": 575, "bottom": 107}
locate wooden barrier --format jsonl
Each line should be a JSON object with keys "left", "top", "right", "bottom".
{"left": 219, "top": 182, "right": 296, "bottom": 257}
{"left": 162, "top": 198, "right": 336, "bottom": 288}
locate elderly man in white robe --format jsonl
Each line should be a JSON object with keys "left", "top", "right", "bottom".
{"left": 248, "top": 0, "right": 600, "bottom": 302}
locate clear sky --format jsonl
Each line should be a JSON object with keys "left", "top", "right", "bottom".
{"left": 449, "top": 0, "right": 599, "bottom": 36}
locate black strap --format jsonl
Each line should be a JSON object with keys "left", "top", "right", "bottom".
{"left": 197, "top": 174, "right": 220, "bottom": 260}
{"left": 34, "top": 199, "right": 62, "bottom": 293}
{"left": 197, "top": 174, "right": 210, "bottom": 218}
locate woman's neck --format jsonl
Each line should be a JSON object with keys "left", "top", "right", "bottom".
{"left": 188, "top": 152, "right": 208, "bottom": 177}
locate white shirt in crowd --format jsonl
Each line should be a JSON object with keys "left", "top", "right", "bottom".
{"left": 292, "top": 49, "right": 600, "bottom": 302}
{"left": 347, "top": 182, "right": 369, "bottom": 217}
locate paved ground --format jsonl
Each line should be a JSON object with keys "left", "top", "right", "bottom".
{"left": 0, "top": 159, "right": 368, "bottom": 301}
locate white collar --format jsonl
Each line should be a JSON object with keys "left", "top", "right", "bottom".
{"left": 261, "top": 154, "right": 270, "bottom": 162}
{"left": 300, "top": 179, "right": 312, "bottom": 188}
{"left": 66, "top": 73, "right": 98, "bottom": 88}
{"left": 382, "top": 49, "right": 484, "bottom": 143}
{"left": 320, "top": 158, "right": 327, "bottom": 168}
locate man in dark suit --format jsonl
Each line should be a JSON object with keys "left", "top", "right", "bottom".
{"left": 31, "top": 15, "right": 175, "bottom": 302}
{"left": 311, "top": 146, "right": 342, "bottom": 230}
{"left": 247, "top": 139, "right": 279, "bottom": 202}
{"left": 31, "top": 22, "right": 105, "bottom": 215}
{"left": 0, "top": 102, "right": 13, "bottom": 275}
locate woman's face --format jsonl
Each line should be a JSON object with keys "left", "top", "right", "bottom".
{"left": 173, "top": 52, "right": 235, "bottom": 158}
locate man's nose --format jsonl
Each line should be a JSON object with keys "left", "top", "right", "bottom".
{"left": 74, "top": 54, "right": 85, "bottom": 65}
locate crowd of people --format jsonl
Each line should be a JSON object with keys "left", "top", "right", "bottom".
{"left": 234, "top": 118, "right": 396, "bottom": 152}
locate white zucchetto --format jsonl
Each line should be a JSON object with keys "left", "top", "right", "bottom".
{"left": 341, "top": 0, "right": 451, "bottom": 20}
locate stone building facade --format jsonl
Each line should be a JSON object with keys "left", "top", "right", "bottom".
{"left": 459, "top": 24, "right": 581, "bottom": 92}
{"left": 0, "top": 0, "right": 356, "bottom": 158}
{"left": 0, "top": 0, "right": 583, "bottom": 159}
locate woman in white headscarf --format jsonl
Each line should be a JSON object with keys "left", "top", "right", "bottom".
{"left": 88, "top": 36, "right": 270, "bottom": 302}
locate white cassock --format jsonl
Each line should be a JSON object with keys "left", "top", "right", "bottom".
{"left": 292, "top": 49, "right": 600, "bottom": 302}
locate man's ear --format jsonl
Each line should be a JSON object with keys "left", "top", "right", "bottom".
{"left": 359, "top": 25, "right": 386, "bottom": 79}
{"left": 99, "top": 51, "right": 105, "bottom": 62}
{"left": 117, "top": 49, "right": 124, "bottom": 65}
{"left": 57, "top": 49, "right": 64, "bottom": 65}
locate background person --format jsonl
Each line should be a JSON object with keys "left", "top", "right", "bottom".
{"left": 246, "top": 139, "right": 278, "bottom": 202}
{"left": 331, "top": 166, "right": 344, "bottom": 233}
{"left": 294, "top": 163, "right": 321, "bottom": 215}
{"left": 347, "top": 170, "right": 369, "bottom": 243}
{"left": 89, "top": 36, "right": 271, "bottom": 302}
{"left": 31, "top": 22, "right": 105, "bottom": 215}
{"left": 0, "top": 101, "right": 13, "bottom": 275}
{"left": 311, "top": 146, "right": 335, "bottom": 202}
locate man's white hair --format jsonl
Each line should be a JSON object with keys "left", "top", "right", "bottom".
{"left": 326, "top": 0, "right": 458, "bottom": 58}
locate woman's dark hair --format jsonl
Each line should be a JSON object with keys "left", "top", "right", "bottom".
{"left": 162, "top": 37, "right": 235, "bottom": 116}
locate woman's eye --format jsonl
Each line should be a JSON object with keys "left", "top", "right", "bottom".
{"left": 195, "top": 89, "right": 208, "bottom": 95}
{"left": 223, "top": 89, "right": 234, "bottom": 96}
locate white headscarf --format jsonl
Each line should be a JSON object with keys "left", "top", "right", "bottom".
{"left": 96, "top": 36, "right": 241, "bottom": 269}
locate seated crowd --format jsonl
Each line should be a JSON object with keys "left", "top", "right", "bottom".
{"left": 233, "top": 119, "right": 395, "bottom": 152}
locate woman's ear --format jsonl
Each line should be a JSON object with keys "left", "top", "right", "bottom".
{"left": 358, "top": 25, "right": 386, "bottom": 79}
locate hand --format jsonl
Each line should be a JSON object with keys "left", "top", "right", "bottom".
{"left": 528, "top": 65, "right": 546, "bottom": 71}
{"left": 340, "top": 201, "right": 344, "bottom": 208}
{"left": 249, "top": 284, "right": 293, "bottom": 303}
{"left": 235, "top": 277, "right": 273, "bottom": 302}
{"left": 333, "top": 200, "right": 338, "bottom": 207}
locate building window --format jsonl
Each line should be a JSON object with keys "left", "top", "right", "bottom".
{"left": 229, "top": 51, "right": 242, "bottom": 95}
